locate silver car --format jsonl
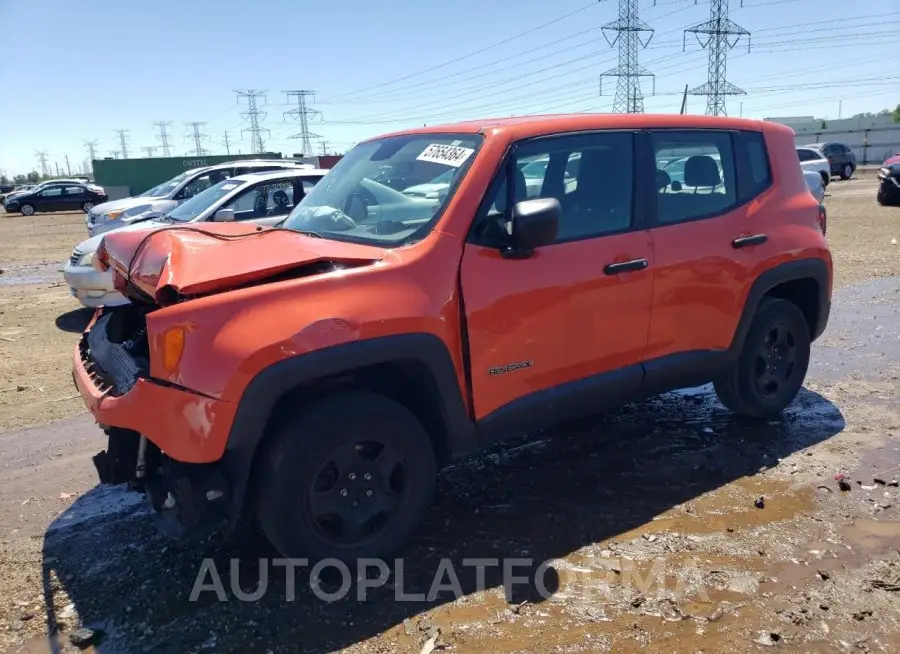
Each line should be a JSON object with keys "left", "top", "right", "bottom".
{"left": 84, "top": 159, "right": 314, "bottom": 238}
{"left": 64, "top": 168, "right": 327, "bottom": 307}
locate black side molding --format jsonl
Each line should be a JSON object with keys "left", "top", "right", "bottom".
{"left": 731, "top": 258, "right": 831, "bottom": 348}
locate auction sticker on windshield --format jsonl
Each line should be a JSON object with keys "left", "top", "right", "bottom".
{"left": 417, "top": 144, "right": 475, "bottom": 168}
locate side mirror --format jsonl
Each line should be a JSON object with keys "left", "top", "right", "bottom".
{"left": 504, "top": 198, "right": 560, "bottom": 258}
{"left": 213, "top": 208, "right": 235, "bottom": 222}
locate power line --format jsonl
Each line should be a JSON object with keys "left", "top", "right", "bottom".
{"left": 35, "top": 151, "right": 50, "bottom": 177}
{"left": 235, "top": 89, "right": 270, "bottom": 154}
{"left": 283, "top": 90, "right": 322, "bottom": 157}
{"left": 222, "top": 130, "right": 231, "bottom": 155}
{"left": 684, "top": 0, "right": 750, "bottom": 116}
{"left": 153, "top": 121, "right": 173, "bottom": 157}
{"left": 83, "top": 140, "right": 98, "bottom": 162}
{"left": 600, "top": 0, "right": 655, "bottom": 113}
{"left": 140, "top": 146, "right": 158, "bottom": 158}
{"left": 184, "top": 122, "right": 210, "bottom": 156}
{"left": 322, "top": 1, "right": 601, "bottom": 102}
{"left": 113, "top": 129, "right": 130, "bottom": 159}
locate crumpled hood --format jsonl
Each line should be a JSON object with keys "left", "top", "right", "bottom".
{"left": 97, "top": 222, "right": 382, "bottom": 304}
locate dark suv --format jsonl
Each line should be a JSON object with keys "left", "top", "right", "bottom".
{"left": 804, "top": 142, "right": 856, "bottom": 180}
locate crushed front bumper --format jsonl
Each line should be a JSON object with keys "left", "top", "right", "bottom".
{"left": 74, "top": 309, "right": 238, "bottom": 537}
{"left": 72, "top": 310, "right": 236, "bottom": 464}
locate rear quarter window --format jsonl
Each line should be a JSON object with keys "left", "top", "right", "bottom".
{"left": 737, "top": 132, "right": 772, "bottom": 203}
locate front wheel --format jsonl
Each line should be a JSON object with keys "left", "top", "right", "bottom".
{"left": 82, "top": 201, "right": 94, "bottom": 213}
{"left": 20, "top": 203, "right": 35, "bottom": 216}
{"left": 255, "top": 391, "right": 437, "bottom": 562}
{"left": 714, "top": 298, "right": 811, "bottom": 419}
{"left": 840, "top": 164, "right": 853, "bottom": 180}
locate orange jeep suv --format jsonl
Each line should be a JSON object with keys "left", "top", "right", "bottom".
{"left": 73, "top": 114, "right": 832, "bottom": 561}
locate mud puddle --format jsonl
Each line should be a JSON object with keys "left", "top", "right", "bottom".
{"left": 0, "top": 264, "right": 61, "bottom": 287}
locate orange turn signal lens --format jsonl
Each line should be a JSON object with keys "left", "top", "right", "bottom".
{"left": 161, "top": 327, "right": 186, "bottom": 372}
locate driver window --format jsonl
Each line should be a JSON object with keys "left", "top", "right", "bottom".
{"left": 41, "top": 187, "right": 63, "bottom": 197}
{"left": 221, "top": 182, "right": 295, "bottom": 220}
{"left": 471, "top": 132, "right": 633, "bottom": 244}
{"left": 180, "top": 171, "right": 231, "bottom": 199}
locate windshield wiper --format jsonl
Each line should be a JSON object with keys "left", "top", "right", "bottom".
{"left": 292, "top": 229, "right": 326, "bottom": 239}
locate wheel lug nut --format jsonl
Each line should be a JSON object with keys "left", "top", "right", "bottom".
{"left": 340, "top": 489, "right": 348, "bottom": 497}
{"left": 348, "top": 473, "right": 356, "bottom": 480}
{"left": 364, "top": 473, "right": 372, "bottom": 481}
{"left": 352, "top": 500, "right": 359, "bottom": 507}
{"left": 366, "top": 490, "right": 374, "bottom": 498}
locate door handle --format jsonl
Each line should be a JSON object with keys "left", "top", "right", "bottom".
{"left": 732, "top": 234, "right": 768, "bottom": 249}
{"left": 604, "top": 258, "right": 649, "bottom": 275}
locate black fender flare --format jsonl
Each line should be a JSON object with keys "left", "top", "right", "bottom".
{"left": 220, "top": 333, "right": 476, "bottom": 526}
{"left": 730, "top": 257, "right": 831, "bottom": 354}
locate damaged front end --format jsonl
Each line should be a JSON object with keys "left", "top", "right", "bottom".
{"left": 82, "top": 305, "right": 231, "bottom": 538}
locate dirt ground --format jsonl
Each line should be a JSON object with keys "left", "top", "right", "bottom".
{"left": 0, "top": 175, "right": 899, "bottom": 654}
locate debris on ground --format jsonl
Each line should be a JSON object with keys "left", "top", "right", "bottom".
{"left": 68, "top": 627, "right": 100, "bottom": 648}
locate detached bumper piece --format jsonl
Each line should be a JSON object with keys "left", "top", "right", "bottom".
{"left": 92, "top": 427, "right": 141, "bottom": 485}
{"left": 146, "top": 462, "right": 232, "bottom": 539}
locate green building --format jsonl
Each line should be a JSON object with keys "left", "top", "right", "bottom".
{"left": 92, "top": 153, "right": 284, "bottom": 198}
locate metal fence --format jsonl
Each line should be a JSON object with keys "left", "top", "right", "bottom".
{"left": 790, "top": 125, "right": 900, "bottom": 165}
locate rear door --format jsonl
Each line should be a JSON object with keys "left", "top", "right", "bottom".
{"left": 62, "top": 186, "right": 86, "bottom": 210}
{"left": 643, "top": 129, "right": 773, "bottom": 388}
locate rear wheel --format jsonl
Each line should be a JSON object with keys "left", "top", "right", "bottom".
{"left": 20, "top": 203, "right": 35, "bottom": 216}
{"left": 819, "top": 171, "right": 829, "bottom": 188}
{"left": 840, "top": 163, "right": 853, "bottom": 180}
{"left": 82, "top": 201, "right": 94, "bottom": 213}
{"left": 255, "top": 391, "right": 437, "bottom": 562}
{"left": 714, "top": 298, "right": 811, "bottom": 419}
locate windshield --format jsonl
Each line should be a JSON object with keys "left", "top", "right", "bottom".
{"left": 282, "top": 133, "right": 482, "bottom": 245}
{"left": 166, "top": 179, "right": 246, "bottom": 222}
{"left": 139, "top": 171, "right": 191, "bottom": 198}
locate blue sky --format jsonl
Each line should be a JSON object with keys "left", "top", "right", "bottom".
{"left": 0, "top": 0, "right": 897, "bottom": 176}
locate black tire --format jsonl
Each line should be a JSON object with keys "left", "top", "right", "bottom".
{"left": 819, "top": 171, "right": 829, "bottom": 188}
{"left": 20, "top": 203, "right": 35, "bottom": 216}
{"left": 877, "top": 189, "right": 887, "bottom": 206}
{"left": 255, "top": 391, "right": 437, "bottom": 562}
{"left": 714, "top": 297, "right": 811, "bottom": 419}
{"left": 839, "top": 163, "right": 853, "bottom": 180}
{"left": 82, "top": 201, "right": 95, "bottom": 213}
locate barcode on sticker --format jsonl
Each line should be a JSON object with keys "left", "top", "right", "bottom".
{"left": 416, "top": 144, "right": 475, "bottom": 168}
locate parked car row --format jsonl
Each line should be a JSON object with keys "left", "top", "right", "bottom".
{"left": 84, "top": 159, "right": 316, "bottom": 237}
{"left": 63, "top": 163, "right": 327, "bottom": 306}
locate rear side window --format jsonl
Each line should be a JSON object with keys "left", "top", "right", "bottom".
{"left": 650, "top": 131, "right": 736, "bottom": 225}
{"left": 743, "top": 132, "right": 772, "bottom": 199}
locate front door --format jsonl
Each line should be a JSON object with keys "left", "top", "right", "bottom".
{"left": 36, "top": 187, "right": 65, "bottom": 211}
{"left": 460, "top": 130, "right": 653, "bottom": 424}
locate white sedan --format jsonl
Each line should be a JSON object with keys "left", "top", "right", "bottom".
{"left": 796, "top": 147, "right": 830, "bottom": 188}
